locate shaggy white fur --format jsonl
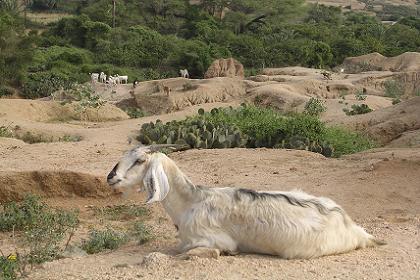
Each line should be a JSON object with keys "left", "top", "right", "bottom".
{"left": 107, "top": 145, "right": 384, "bottom": 259}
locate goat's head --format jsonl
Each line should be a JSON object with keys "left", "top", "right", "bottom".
{"left": 107, "top": 144, "right": 187, "bottom": 203}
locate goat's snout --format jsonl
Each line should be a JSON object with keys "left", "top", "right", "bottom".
{"left": 107, "top": 164, "right": 119, "bottom": 184}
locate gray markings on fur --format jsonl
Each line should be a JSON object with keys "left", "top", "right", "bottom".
{"left": 236, "top": 188, "right": 342, "bottom": 215}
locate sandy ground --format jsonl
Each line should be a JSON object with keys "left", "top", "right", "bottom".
{"left": 1, "top": 102, "right": 420, "bottom": 280}
{"left": 1, "top": 60, "right": 420, "bottom": 279}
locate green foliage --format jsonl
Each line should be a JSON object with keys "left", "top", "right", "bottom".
{"left": 0, "top": 11, "right": 34, "bottom": 88}
{"left": 343, "top": 104, "right": 373, "bottom": 115}
{"left": 0, "top": 125, "right": 13, "bottom": 138}
{"left": 123, "top": 107, "right": 146, "bottom": 119}
{"left": 0, "top": 254, "right": 19, "bottom": 280}
{"left": 304, "top": 97, "right": 327, "bottom": 116}
{"left": 324, "top": 127, "right": 376, "bottom": 157}
{"left": 138, "top": 105, "right": 375, "bottom": 157}
{"left": 384, "top": 80, "right": 404, "bottom": 98}
{"left": 0, "top": 195, "right": 79, "bottom": 272}
{"left": 81, "top": 228, "right": 128, "bottom": 254}
{"left": 130, "top": 221, "right": 153, "bottom": 245}
{"left": 392, "top": 98, "right": 401, "bottom": 105}
{"left": 355, "top": 90, "right": 367, "bottom": 101}
{"left": 3, "top": 0, "right": 420, "bottom": 91}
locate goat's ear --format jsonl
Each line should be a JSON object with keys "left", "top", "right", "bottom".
{"left": 143, "top": 159, "right": 170, "bottom": 204}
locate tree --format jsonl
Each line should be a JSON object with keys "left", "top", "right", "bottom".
{"left": 0, "top": 12, "right": 33, "bottom": 87}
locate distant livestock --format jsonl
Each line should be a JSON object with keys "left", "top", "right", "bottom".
{"left": 180, "top": 69, "right": 189, "bottom": 79}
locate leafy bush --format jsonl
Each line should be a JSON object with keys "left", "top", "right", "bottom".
{"left": 384, "top": 80, "right": 404, "bottom": 98}
{"left": 324, "top": 127, "right": 376, "bottom": 157}
{"left": 81, "top": 228, "right": 128, "bottom": 254}
{"left": 130, "top": 221, "right": 153, "bottom": 245}
{"left": 22, "top": 71, "right": 73, "bottom": 99}
{"left": 355, "top": 90, "right": 367, "bottom": 101}
{"left": 0, "top": 125, "right": 13, "bottom": 138}
{"left": 0, "top": 254, "right": 19, "bottom": 280}
{"left": 0, "top": 195, "right": 79, "bottom": 273}
{"left": 304, "top": 97, "right": 327, "bottom": 116}
{"left": 392, "top": 98, "right": 401, "bottom": 105}
{"left": 123, "top": 107, "right": 146, "bottom": 119}
{"left": 138, "top": 105, "right": 375, "bottom": 157}
{"left": 0, "top": 86, "right": 14, "bottom": 97}
{"left": 343, "top": 104, "right": 373, "bottom": 115}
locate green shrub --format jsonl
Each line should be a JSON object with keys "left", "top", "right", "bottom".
{"left": 0, "top": 254, "right": 19, "bottom": 280}
{"left": 0, "top": 195, "right": 79, "bottom": 270}
{"left": 0, "top": 125, "right": 13, "bottom": 138}
{"left": 81, "top": 228, "right": 128, "bottom": 254}
{"left": 355, "top": 90, "right": 367, "bottom": 101}
{"left": 138, "top": 105, "right": 375, "bottom": 157}
{"left": 123, "top": 107, "right": 146, "bottom": 118}
{"left": 0, "top": 86, "right": 14, "bottom": 97}
{"left": 392, "top": 98, "right": 401, "bottom": 105}
{"left": 343, "top": 104, "right": 373, "bottom": 115}
{"left": 304, "top": 97, "right": 327, "bottom": 116}
{"left": 384, "top": 80, "right": 404, "bottom": 98}
{"left": 130, "top": 221, "right": 153, "bottom": 245}
{"left": 324, "top": 127, "right": 376, "bottom": 157}
{"left": 22, "top": 71, "right": 73, "bottom": 99}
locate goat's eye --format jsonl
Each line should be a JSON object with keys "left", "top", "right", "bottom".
{"left": 136, "top": 159, "right": 144, "bottom": 164}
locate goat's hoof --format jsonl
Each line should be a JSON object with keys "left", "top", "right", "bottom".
{"left": 184, "top": 247, "right": 220, "bottom": 259}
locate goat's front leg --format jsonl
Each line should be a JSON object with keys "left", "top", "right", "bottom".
{"left": 176, "top": 246, "right": 221, "bottom": 259}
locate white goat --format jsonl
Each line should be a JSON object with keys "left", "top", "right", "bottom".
{"left": 90, "top": 73, "right": 99, "bottom": 83}
{"left": 99, "top": 72, "right": 107, "bottom": 83}
{"left": 118, "top": 75, "right": 128, "bottom": 84}
{"left": 107, "top": 145, "right": 385, "bottom": 259}
{"left": 180, "top": 69, "right": 189, "bottom": 79}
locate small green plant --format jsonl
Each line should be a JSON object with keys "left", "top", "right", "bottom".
{"left": 343, "top": 104, "right": 373, "bottom": 115}
{"left": 355, "top": 90, "right": 367, "bottom": 101}
{"left": 0, "top": 125, "right": 13, "bottom": 138}
{"left": 130, "top": 221, "right": 153, "bottom": 245}
{"left": 392, "top": 98, "right": 401, "bottom": 105}
{"left": 81, "top": 228, "right": 128, "bottom": 254}
{"left": 304, "top": 97, "right": 327, "bottom": 116}
{"left": 0, "top": 254, "right": 19, "bottom": 280}
{"left": 123, "top": 107, "right": 146, "bottom": 118}
{"left": 92, "top": 204, "right": 150, "bottom": 221}
{"left": 384, "top": 80, "right": 403, "bottom": 99}
{"left": 0, "top": 195, "right": 79, "bottom": 277}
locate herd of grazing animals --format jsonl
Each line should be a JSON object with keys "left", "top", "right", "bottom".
{"left": 89, "top": 69, "right": 189, "bottom": 96}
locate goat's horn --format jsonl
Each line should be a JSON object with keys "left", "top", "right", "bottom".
{"left": 148, "top": 144, "right": 189, "bottom": 153}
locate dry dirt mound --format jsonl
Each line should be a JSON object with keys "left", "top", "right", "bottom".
{"left": 204, "top": 58, "right": 244, "bottom": 79}
{"left": 246, "top": 83, "right": 309, "bottom": 113}
{"left": 342, "top": 52, "right": 420, "bottom": 72}
{"left": 386, "top": 129, "right": 420, "bottom": 148}
{"left": 338, "top": 96, "right": 420, "bottom": 145}
{"left": 0, "top": 99, "right": 128, "bottom": 122}
{"left": 133, "top": 77, "right": 247, "bottom": 114}
{"left": 0, "top": 170, "right": 112, "bottom": 202}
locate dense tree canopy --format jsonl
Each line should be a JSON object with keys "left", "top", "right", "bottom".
{"left": 1, "top": 0, "right": 420, "bottom": 98}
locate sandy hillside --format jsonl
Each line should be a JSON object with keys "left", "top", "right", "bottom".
{"left": 1, "top": 54, "right": 420, "bottom": 279}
